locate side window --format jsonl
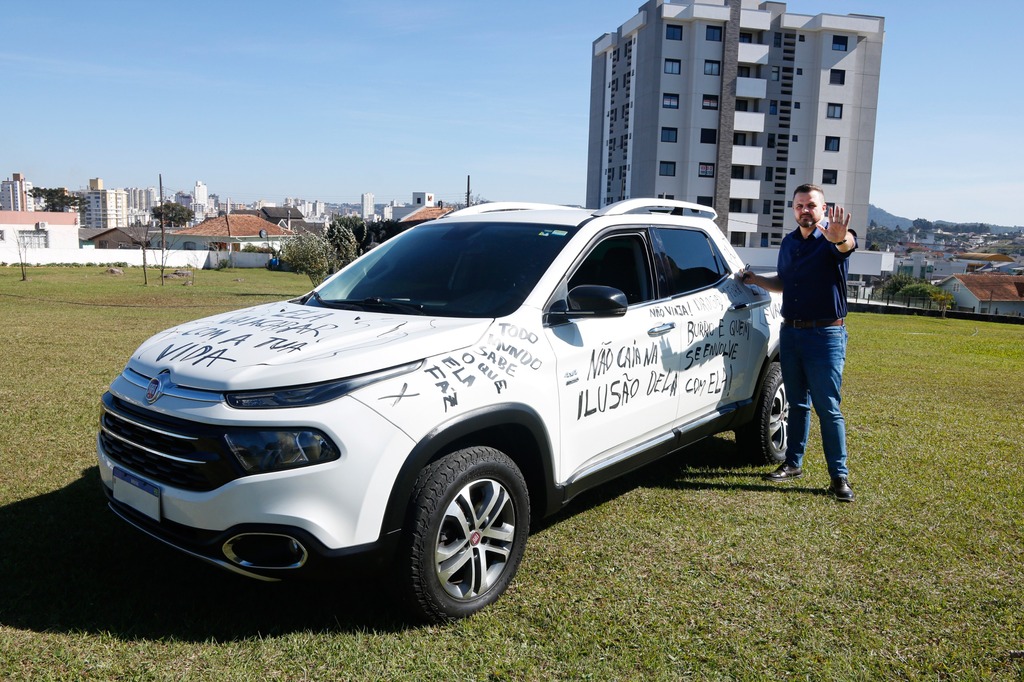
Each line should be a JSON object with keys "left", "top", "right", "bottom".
{"left": 567, "top": 234, "right": 652, "bottom": 305}
{"left": 656, "top": 228, "right": 726, "bottom": 296}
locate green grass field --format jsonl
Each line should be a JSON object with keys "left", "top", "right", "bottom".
{"left": 1, "top": 266, "right": 1021, "bottom": 681}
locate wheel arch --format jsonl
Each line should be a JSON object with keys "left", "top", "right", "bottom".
{"left": 379, "top": 403, "right": 557, "bottom": 541}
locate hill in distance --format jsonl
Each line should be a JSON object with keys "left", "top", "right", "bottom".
{"left": 868, "top": 205, "right": 1020, "bottom": 234}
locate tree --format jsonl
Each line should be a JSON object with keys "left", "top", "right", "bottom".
{"left": 279, "top": 232, "right": 340, "bottom": 287}
{"left": 930, "top": 290, "right": 955, "bottom": 318}
{"left": 123, "top": 222, "right": 155, "bottom": 285}
{"left": 29, "top": 187, "right": 82, "bottom": 213}
{"left": 325, "top": 217, "right": 361, "bottom": 266}
{"left": 14, "top": 230, "right": 32, "bottom": 281}
{"left": 151, "top": 202, "right": 194, "bottom": 228}
{"left": 880, "top": 273, "right": 920, "bottom": 296}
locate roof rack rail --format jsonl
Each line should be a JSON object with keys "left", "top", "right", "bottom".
{"left": 592, "top": 198, "right": 718, "bottom": 220}
{"left": 442, "top": 202, "right": 580, "bottom": 218}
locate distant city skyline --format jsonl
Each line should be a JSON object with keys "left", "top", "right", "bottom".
{"left": 3, "top": 0, "right": 1022, "bottom": 227}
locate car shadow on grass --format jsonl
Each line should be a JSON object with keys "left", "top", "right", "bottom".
{"left": 0, "top": 467, "right": 413, "bottom": 642}
{"left": 536, "top": 435, "right": 828, "bottom": 533}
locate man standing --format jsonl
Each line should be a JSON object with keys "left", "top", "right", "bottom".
{"left": 740, "top": 184, "right": 856, "bottom": 502}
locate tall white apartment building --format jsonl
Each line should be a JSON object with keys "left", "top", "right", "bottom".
{"left": 1, "top": 173, "right": 34, "bottom": 212}
{"left": 82, "top": 178, "right": 129, "bottom": 229}
{"left": 361, "top": 192, "right": 375, "bottom": 221}
{"left": 127, "top": 187, "right": 159, "bottom": 211}
{"left": 587, "top": 0, "right": 884, "bottom": 247}
{"left": 193, "top": 181, "right": 209, "bottom": 222}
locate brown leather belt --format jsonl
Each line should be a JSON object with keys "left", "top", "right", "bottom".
{"left": 782, "top": 318, "right": 844, "bottom": 328}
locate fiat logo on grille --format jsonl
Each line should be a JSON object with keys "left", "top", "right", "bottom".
{"left": 146, "top": 372, "right": 170, "bottom": 404}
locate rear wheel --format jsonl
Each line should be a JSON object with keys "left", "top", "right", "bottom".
{"left": 403, "top": 446, "right": 530, "bottom": 623}
{"left": 735, "top": 362, "right": 788, "bottom": 464}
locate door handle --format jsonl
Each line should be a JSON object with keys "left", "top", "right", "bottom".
{"left": 647, "top": 323, "right": 675, "bottom": 337}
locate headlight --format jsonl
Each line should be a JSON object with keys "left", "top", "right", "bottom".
{"left": 225, "top": 360, "right": 423, "bottom": 409}
{"left": 224, "top": 429, "right": 340, "bottom": 474}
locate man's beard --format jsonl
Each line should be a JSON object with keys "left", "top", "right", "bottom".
{"left": 798, "top": 215, "right": 816, "bottom": 228}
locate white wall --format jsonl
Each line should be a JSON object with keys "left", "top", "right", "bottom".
{"left": 0, "top": 246, "right": 271, "bottom": 269}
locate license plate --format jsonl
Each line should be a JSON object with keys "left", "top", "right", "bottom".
{"left": 112, "top": 467, "right": 161, "bottom": 521}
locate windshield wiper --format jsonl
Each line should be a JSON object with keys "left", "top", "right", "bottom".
{"left": 359, "top": 297, "right": 426, "bottom": 315}
{"left": 307, "top": 291, "right": 362, "bottom": 310}
{"left": 307, "top": 291, "right": 425, "bottom": 314}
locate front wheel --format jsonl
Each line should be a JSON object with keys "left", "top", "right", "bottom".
{"left": 735, "top": 362, "right": 788, "bottom": 464}
{"left": 403, "top": 447, "right": 530, "bottom": 623}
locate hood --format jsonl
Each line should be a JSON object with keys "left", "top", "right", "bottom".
{"left": 127, "top": 301, "right": 491, "bottom": 391}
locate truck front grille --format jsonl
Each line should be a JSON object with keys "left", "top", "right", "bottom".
{"left": 99, "top": 393, "right": 242, "bottom": 491}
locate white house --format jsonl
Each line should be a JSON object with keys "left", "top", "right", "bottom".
{"left": 938, "top": 273, "right": 1024, "bottom": 316}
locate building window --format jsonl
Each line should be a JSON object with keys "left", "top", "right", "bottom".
{"left": 765, "top": 167, "right": 774, "bottom": 181}
{"left": 763, "top": 200, "right": 772, "bottom": 214}
{"left": 739, "top": 32, "right": 753, "bottom": 44}
{"left": 17, "top": 230, "right": 49, "bottom": 248}
{"left": 769, "top": 100, "right": 778, "bottom": 115}
{"left": 706, "top": 26, "right": 723, "bottom": 42}
{"left": 697, "top": 196, "right": 714, "bottom": 207}
{"left": 830, "top": 69, "right": 846, "bottom": 85}
{"left": 833, "top": 35, "right": 849, "bottom": 51}
{"left": 825, "top": 136, "right": 841, "bottom": 152}
{"left": 666, "top": 25, "right": 682, "bottom": 41}
{"left": 699, "top": 163, "right": 716, "bottom": 178}
{"left": 700, "top": 128, "right": 717, "bottom": 144}
{"left": 734, "top": 132, "right": 747, "bottom": 146}
{"left": 702, "top": 94, "right": 719, "bottom": 109}
{"left": 704, "top": 60, "right": 721, "bottom": 76}
{"left": 661, "top": 127, "right": 678, "bottom": 143}
{"left": 660, "top": 161, "right": 677, "bottom": 177}
{"left": 663, "top": 93, "right": 680, "bottom": 109}
{"left": 664, "top": 59, "right": 681, "bottom": 75}
{"left": 822, "top": 169, "right": 838, "bottom": 184}
{"left": 771, "top": 66, "right": 780, "bottom": 81}
{"left": 827, "top": 102, "right": 844, "bottom": 119}
{"left": 774, "top": 32, "right": 782, "bottom": 48}
{"left": 767, "top": 133, "right": 776, "bottom": 148}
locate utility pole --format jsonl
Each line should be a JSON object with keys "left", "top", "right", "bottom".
{"left": 158, "top": 174, "right": 166, "bottom": 285}
{"left": 466, "top": 175, "right": 471, "bottom": 208}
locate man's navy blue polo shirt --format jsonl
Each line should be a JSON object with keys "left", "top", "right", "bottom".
{"left": 776, "top": 226, "right": 857, "bottom": 321}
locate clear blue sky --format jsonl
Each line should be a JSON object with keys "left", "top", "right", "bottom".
{"left": 3, "top": 1, "right": 1021, "bottom": 226}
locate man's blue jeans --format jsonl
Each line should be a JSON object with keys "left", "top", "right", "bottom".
{"left": 779, "top": 324, "right": 849, "bottom": 478}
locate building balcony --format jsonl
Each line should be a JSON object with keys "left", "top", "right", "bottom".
{"left": 737, "top": 42, "right": 770, "bottom": 65}
{"left": 733, "top": 111, "right": 765, "bottom": 133}
{"left": 727, "top": 212, "right": 760, "bottom": 234}
{"left": 732, "top": 145, "right": 763, "bottom": 166}
{"left": 730, "top": 179, "right": 761, "bottom": 199}
{"left": 736, "top": 76, "right": 767, "bottom": 100}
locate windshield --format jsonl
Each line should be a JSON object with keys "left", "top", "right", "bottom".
{"left": 309, "top": 220, "right": 578, "bottom": 318}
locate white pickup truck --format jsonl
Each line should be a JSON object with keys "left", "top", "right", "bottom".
{"left": 98, "top": 199, "right": 786, "bottom": 622}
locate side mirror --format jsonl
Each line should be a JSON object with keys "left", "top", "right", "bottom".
{"left": 547, "top": 285, "right": 628, "bottom": 323}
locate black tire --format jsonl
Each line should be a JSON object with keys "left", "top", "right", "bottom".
{"left": 735, "top": 361, "right": 788, "bottom": 464}
{"left": 403, "top": 446, "right": 530, "bottom": 623}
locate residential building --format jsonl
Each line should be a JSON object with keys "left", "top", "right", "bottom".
{"left": 361, "top": 192, "right": 375, "bottom": 221}
{"left": 1, "top": 173, "right": 34, "bottom": 212}
{"left": 938, "top": 274, "right": 1024, "bottom": 316}
{"left": 194, "top": 181, "right": 209, "bottom": 222}
{"left": 0, "top": 210, "right": 80, "bottom": 257}
{"left": 391, "top": 192, "right": 438, "bottom": 222}
{"left": 587, "top": 0, "right": 884, "bottom": 247}
{"left": 82, "top": 178, "right": 129, "bottom": 229}
{"left": 169, "top": 214, "right": 293, "bottom": 252}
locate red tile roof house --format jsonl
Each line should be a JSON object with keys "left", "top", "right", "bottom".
{"left": 167, "top": 214, "right": 294, "bottom": 253}
{"left": 938, "top": 273, "right": 1024, "bottom": 317}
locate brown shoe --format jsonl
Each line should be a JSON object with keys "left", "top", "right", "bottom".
{"left": 764, "top": 464, "right": 803, "bottom": 482}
